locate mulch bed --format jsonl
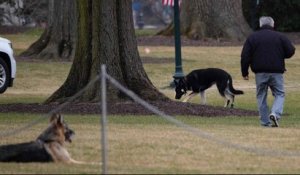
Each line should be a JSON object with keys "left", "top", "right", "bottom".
{"left": 0, "top": 101, "right": 258, "bottom": 117}
{"left": 137, "top": 32, "right": 300, "bottom": 46}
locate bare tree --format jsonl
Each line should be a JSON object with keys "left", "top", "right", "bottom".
{"left": 21, "top": 0, "right": 48, "bottom": 26}
{"left": 0, "top": 0, "right": 47, "bottom": 26}
{"left": 45, "top": 0, "right": 167, "bottom": 103}
{"left": 19, "top": 0, "right": 76, "bottom": 59}
{"left": 0, "top": 0, "right": 24, "bottom": 26}
{"left": 159, "top": 0, "right": 251, "bottom": 41}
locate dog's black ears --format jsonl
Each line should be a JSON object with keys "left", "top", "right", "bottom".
{"left": 50, "top": 113, "right": 64, "bottom": 125}
{"left": 174, "top": 78, "right": 184, "bottom": 86}
{"left": 174, "top": 78, "right": 185, "bottom": 86}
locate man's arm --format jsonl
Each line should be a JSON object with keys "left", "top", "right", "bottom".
{"left": 241, "top": 39, "right": 252, "bottom": 79}
{"left": 281, "top": 35, "right": 295, "bottom": 58}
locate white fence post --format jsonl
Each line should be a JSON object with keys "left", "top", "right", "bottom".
{"left": 101, "top": 64, "right": 108, "bottom": 174}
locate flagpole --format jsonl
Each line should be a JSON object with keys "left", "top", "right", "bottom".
{"left": 172, "top": 0, "right": 184, "bottom": 83}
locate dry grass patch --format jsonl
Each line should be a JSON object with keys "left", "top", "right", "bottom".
{"left": 1, "top": 114, "right": 300, "bottom": 174}
{"left": 107, "top": 121, "right": 300, "bottom": 174}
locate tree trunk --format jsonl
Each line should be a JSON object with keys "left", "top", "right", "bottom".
{"left": 45, "top": 0, "right": 168, "bottom": 104}
{"left": 19, "top": 0, "right": 76, "bottom": 59}
{"left": 159, "top": 0, "right": 251, "bottom": 41}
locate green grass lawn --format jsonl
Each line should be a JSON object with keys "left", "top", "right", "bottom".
{"left": 0, "top": 29, "right": 300, "bottom": 174}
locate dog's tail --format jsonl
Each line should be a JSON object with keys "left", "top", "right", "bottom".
{"left": 228, "top": 77, "right": 244, "bottom": 95}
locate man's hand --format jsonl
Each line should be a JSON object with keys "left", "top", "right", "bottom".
{"left": 243, "top": 76, "right": 249, "bottom": 80}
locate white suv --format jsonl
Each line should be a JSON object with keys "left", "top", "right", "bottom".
{"left": 0, "top": 37, "right": 16, "bottom": 93}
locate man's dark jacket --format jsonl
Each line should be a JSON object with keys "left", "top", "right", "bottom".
{"left": 241, "top": 25, "right": 295, "bottom": 77}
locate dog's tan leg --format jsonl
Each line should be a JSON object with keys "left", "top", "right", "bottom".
{"left": 182, "top": 92, "right": 197, "bottom": 102}
{"left": 68, "top": 157, "right": 101, "bottom": 165}
{"left": 224, "top": 98, "right": 230, "bottom": 107}
{"left": 224, "top": 93, "right": 233, "bottom": 108}
{"left": 44, "top": 142, "right": 73, "bottom": 163}
{"left": 44, "top": 142, "right": 99, "bottom": 165}
{"left": 224, "top": 88, "right": 235, "bottom": 108}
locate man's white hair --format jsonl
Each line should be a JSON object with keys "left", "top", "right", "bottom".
{"left": 259, "top": 16, "right": 274, "bottom": 28}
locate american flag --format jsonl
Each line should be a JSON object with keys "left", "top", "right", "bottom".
{"left": 162, "top": 0, "right": 182, "bottom": 7}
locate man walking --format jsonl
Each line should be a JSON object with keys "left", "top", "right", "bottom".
{"left": 241, "top": 16, "right": 295, "bottom": 127}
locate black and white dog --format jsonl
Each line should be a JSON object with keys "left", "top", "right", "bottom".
{"left": 174, "top": 68, "right": 244, "bottom": 108}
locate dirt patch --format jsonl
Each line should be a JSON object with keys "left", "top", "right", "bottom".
{"left": 0, "top": 101, "right": 258, "bottom": 117}
{"left": 0, "top": 26, "right": 32, "bottom": 34}
{"left": 137, "top": 33, "right": 300, "bottom": 46}
{"left": 138, "top": 35, "right": 243, "bottom": 46}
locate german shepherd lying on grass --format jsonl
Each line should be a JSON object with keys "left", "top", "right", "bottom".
{"left": 174, "top": 68, "right": 244, "bottom": 108}
{"left": 0, "top": 113, "right": 85, "bottom": 164}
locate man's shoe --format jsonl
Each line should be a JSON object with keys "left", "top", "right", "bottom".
{"left": 270, "top": 115, "right": 279, "bottom": 127}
